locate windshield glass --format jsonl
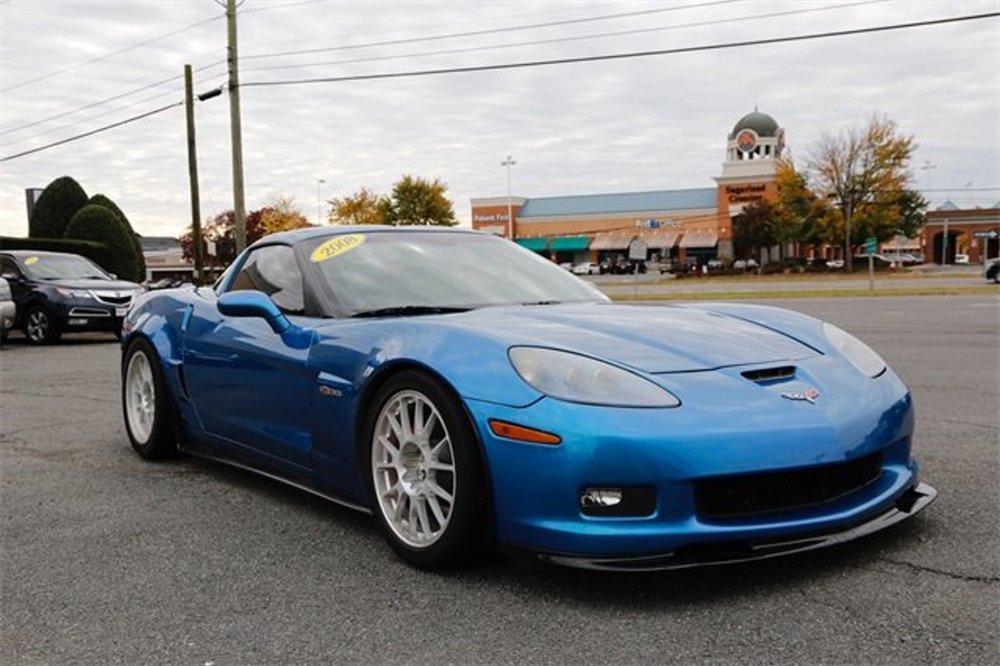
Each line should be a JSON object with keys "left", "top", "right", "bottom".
{"left": 302, "top": 231, "right": 608, "bottom": 316}
{"left": 22, "top": 254, "right": 109, "bottom": 280}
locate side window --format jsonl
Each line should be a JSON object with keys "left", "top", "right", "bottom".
{"left": 1, "top": 257, "right": 22, "bottom": 278}
{"left": 228, "top": 245, "right": 305, "bottom": 314}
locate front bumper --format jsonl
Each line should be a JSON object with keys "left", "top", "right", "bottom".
{"left": 538, "top": 482, "right": 937, "bottom": 571}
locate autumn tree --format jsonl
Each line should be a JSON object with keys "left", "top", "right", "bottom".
{"left": 774, "top": 158, "right": 839, "bottom": 253}
{"left": 180, "top": 208, "right": 266, "bottom": 267}
{"left": 329, "top": 187, "right": 390, "bottom": 225}
{"left": 386, "top": 175, "right": 457, "bottom": 226}
{"left": 259, "top": 196, "right": 312, "bottom": 235}
{"left": 807, "top": 114, "right": 916, "bottom": 271}
{"left": 329, "top": 177, "right": 457, "bottom": 227}
{"left": 732, "top": 200, "right": 778, "bottom": 265}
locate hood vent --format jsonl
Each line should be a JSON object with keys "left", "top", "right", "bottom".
{"left": 741, "top": 365, "right": 796, "bottom": 384}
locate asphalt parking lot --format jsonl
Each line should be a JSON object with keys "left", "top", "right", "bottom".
{"left": 1, "top": 295, "right": 997, "bottom": 665}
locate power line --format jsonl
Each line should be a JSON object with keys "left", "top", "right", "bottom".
{"left": 0, "top": 62, "right": 225, "bottom": 138}
{"left": 241, "top": 0, "right": 890, "bottom": 74}
{"left": 0, "top": 102, "right": 182, "bottom": 163}
{"left": 0, "top": 14, "right": 223, "bottom": 94}
{"left": 241, "top": 0, "right": 752, "bottom": 61}
{"left": 242, "top": 12, "right": 999, "bottom": 89}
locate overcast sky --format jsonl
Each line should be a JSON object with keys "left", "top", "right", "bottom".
{"left": 1, "top": 0, "right": 997, "bottom": 238}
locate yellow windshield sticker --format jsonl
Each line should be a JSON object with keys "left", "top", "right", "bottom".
{"left": 24, "top": 256, "right": 39, "bottom": 265}
{"left": 310, "top": 234, "right": 365, "bottom": 262}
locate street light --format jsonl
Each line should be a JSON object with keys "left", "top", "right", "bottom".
{"left": 501, "top": 155, "right": 516, "bottom": 239}
{"left": 316, "top": 178, "right": 326, "bottom": 225}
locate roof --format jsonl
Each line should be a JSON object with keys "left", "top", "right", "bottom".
{"left": 258, "top": 224, "right": 480, "bottom": 247}
{"left": 730, "top": 111, "right": 780, "bottom": 139}
{"left": 517, "top": 188, "right": 717, "bottom": 218}
{"left": 679, "top": 230, "right": 719, "bottom": 249}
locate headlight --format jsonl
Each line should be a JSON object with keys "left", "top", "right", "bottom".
{"left": 55, "top": 287, "right": 91, "bottom": 299}
{"left": 508, "top": 347, "right": 680, "bottom": 407}
{"left": 822, "top": 322, "right": 886, "bottom": 378}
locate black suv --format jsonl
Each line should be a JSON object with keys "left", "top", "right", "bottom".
{"left": 0, "top": 250, "right": 144, "bottom": 344}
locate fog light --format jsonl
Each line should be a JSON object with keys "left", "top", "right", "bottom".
{"left": 580, "top": 488, "right": 623, "bottom": 508}
{"left": 580, "top": 486, "right": 656, "bottom": 517}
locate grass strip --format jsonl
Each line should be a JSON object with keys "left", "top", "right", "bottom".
{"left": 608, "top": 286, "right": 999, "bottom": 301}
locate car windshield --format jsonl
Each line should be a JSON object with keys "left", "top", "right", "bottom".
{"left": 21, "top": 254, "right": 109, "bottom": 280}
{"left": 302, "top": 231, "right": 608, "bottom": 317}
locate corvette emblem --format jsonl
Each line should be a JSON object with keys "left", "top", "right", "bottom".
{"left": 781, "top": 388, "right": 820, "bottom": 404}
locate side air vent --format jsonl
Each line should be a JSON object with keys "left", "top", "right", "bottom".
{"left": 741, "top": 365, "right": 796, "bottom": 383}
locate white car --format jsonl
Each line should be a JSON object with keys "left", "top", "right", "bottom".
{"left": 0, "top": 276, "right": 15, "bottom": 345}
{"left": 571, "top": 262, "right": 598, "bottom": 275}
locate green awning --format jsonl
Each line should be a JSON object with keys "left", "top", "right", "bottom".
{"left": 548, "top": 235, "right": 591, "bottom": 252}
{"left": 516, "top": 237, "right": 549, "bottom": 251}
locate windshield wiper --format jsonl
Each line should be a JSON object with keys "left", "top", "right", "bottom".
{"left": 351, "top": 305, "right": 471, "bottom": 318}
{"left": 521, "top": 300, "right": 561, "bottom": 306}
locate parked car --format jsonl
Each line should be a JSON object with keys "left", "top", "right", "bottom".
{"left": 120, "top": 226, "right": 935, "bottom": 571}
{"left": 571, "top": 262, "right": 598, "bottom": 275}
{"left": 732, "top": 258, "right": 759, "bottom": 270}
{"left": 0, "top": 251, "right": 144, "bottom": 344}
{"left": 0, "top": 276, "right": 15, "bottom": 345}
{"left": 826, "top": 259, "right": 845, "bottom": 269}
{"left": 558, "top": 262, "right": 573, "bottom": 271}
{"left": 986, "top": 258, "right": 999, "bottom": 284}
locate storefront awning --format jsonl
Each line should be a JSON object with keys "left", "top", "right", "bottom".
{"left": 642, "top": 231, "right": 680, "bottom": 250}
{"left": 515, "top": 237, "right": 549, "bottom": 251}
{"left": 590, "top": 233, "right": 632, "bottom": 250}
{"left": 679, "top": 231, "right": 719, "bottom": 249}
{"left": 882, "top": 235, "right": 920, "bottom": 251}
{"left": 548, "top": 235, "right": 591, "bottom": 252}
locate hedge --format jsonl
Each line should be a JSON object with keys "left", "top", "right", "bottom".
{"left": 28, "top": 176, "right": 89, "bottom": 239}
{"left": 86, "top": 193, "right": 146, "bottom": 279}
{"left": 0, "top": 236, "right": 113, "bottom": 273}
{"left": 64, "top": 205, "right": 144, "bottom": 282}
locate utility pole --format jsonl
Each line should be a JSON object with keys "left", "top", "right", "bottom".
{"left": 226, "top": 0, "right": 248, "bottom": 253}
{"left": 184, "top": 64, "right": 204, "bottom": 282}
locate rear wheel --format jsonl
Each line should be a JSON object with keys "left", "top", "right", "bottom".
{"left": 122, "top": 338, "right": 177, "bottom": 460}
{"left": 24, "top": 305, "right": 61, "bottom": 345}
{"left": 364, "top": 371, "right": 488, "bottom": 568}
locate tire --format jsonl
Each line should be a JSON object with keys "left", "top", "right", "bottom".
{"left": 122, "top": 338, "right": 177, "bottom": 460}
{"left": 363, "top": 370, "right": 488, "bottom": 568}
{"left": 24, "top": 305, "right": 61, "bottom": 345}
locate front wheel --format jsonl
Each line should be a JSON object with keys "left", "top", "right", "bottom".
{"left": 24, "top": 305, "right": 61, "bottom": 345}
{"left": 364, "top": 371, "right": 488, "bottom": 568}
{"left": 122, "top": 338, "right": 177, "bottom": 460}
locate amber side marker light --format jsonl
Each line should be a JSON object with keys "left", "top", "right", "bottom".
{"left": 488, "top": 419, "right": 562, "bottom": 445}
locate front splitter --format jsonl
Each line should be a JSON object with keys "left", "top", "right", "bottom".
{"left": 538, "top": 482, "right": 937, "bottom": 572}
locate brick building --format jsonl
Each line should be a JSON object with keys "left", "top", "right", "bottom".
{"left": 470, "top": 110, "right": 786, "bottom": 267}
{"left": 921, "top": 203, "right": 1000, "bottom": 264}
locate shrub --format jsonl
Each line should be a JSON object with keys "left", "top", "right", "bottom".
{"left": 87, "top": 193, "right": 146, "bottom": 279}
{"left": 28, "top": 176, "right": 89, "bottom": 239}
{"left": 64, "top": 205, "right": 143, "bottom": 281}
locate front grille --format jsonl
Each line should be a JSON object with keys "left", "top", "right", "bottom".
{"left": 695, "top": 453, "right": 882, "bottom": 519}
{"left": 92, "top": 291, "right": 132, "bottom": 306}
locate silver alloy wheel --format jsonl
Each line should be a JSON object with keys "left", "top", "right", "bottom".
{"left": 125, "top": 350, "right": 156, "bottom": 444}
{"left": 372, "top": 389, "right": 456, "bottom": 548}
{"left": 26, "top": 309, "right": 49, "bottom": 342}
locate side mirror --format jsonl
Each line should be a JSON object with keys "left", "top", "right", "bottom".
{"left": 218, "top": 290, "right": 291, "bottom": 333}
{"left": 0, "top": 272, "right": 20, "bottom": 282}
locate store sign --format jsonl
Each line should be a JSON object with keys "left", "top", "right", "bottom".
{"left": 725, "top": 183, "right": 767, "bottom": 204}
{"left": 473, "top": 212, "right": 510, "bottom": 223}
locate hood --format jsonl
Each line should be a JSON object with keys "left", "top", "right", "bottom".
{"left": 448, "top": 302, "right": 819, "bottom": 373}
{"left": 38, "top": 278, "right": 142, "bottom": 291}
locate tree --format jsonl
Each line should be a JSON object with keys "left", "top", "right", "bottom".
{"left": 329, "top": 187, "right": 390, "bottom": 225}
{"left": 732, "top": 200, "right": 778, "bottom": 265}
{"left": 894, "top": 189, "right": 928, "bottom": 239}
{"left": 86, "top": 193, "right": 146, "bottom": 281}
{"left": 259, "top": 196, "right": 312, "bottom": 235}
{"left": 807, "top": 114, "right": 916, "bottom": 271}
{"left": 64, "top": 205, "right": 144, "bottom": 281}
{"left": 386, "top": 175, "right": 457, "bottom": 226}
{"left": 774, "top": 158, "right": 839, "bottom": 251}
{"left": 180, "top": 208, "right": 266, "bottom": 267}
{"left": 29, "top": 176, "right": 88, "bottom": 239}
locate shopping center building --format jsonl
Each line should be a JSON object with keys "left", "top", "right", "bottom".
{"left": 470, "top": 110, "right": 787, "bottom": 267}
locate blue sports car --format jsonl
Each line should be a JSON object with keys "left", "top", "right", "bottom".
{"left": 120, "top": 226, "right": 936, "bottom": 570}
